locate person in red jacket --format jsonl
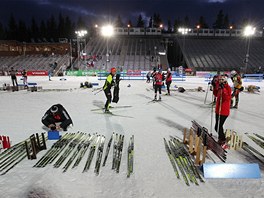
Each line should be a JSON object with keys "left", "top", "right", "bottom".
{"left": 165, "top": 68, "right": 172, "bottom": 95}
{"left": 154, "top": 69, "right": 163, "bottom": 100}
{"left": 215, "top": 75, "right": 231, "bottom": 145}
{"left": 211, "top": 71, "right": 220, "bottom": 104}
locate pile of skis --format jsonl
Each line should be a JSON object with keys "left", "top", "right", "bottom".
{"left": 0, "top": 133, "right": 46, "bottom": 175}
{"left": 164, "top": 136, "right": 204, "bottom": 186}
{"left": 192, "top": 120, "right": 227, "bottom": 162}
{"left": 34, "top": 132, "right": 134, "bottom": 177}
{"left": 243, "top": 133, "right": 264, "bottom": 164}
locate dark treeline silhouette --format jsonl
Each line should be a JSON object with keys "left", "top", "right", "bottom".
{"left": 0, "top": 13, "right": 80, "bottom": 42}
{"left": 0, "top": 10, "right": 249, "bottom": 42}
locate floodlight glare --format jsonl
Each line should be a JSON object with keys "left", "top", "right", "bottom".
{"left": 101, "top": 25, "right": 114, "bottom": 37}
{"left": 178, "top": 28, "right": 191, "bottom": 35}
{"left": 244, "top": 26, "right": 256, "bottom": 37}
{"left": 75, "top": 30, "right": 87, "bottom": 37}
{"left": 158, "top": 51, "right": 166, "bottom": 55}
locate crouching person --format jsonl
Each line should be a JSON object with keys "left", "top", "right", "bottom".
{"left": 42, "top": 104, "right": 73, "bottom": 131}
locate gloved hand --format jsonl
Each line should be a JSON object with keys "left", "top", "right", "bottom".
{"left": 49, "top": 124, "right": 56, "bottom": 131}
{"left": 208, "top": 81, "right": 211, "bottom": 85}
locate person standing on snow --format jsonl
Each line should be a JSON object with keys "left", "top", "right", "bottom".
{"left": 211, "top": 71, "right": 221, "bottom": 104}
{"left": 9, "top": 67, "right": 18, "bottom": 87}
{"left": 230, "top": 70, "right": 243, "bottom": 108}
{"left": 215, "top": 75, "right": 231, "bottom": 146}
{"left": 154, "top": 69, "right": 163, "bottom": 100}
{"left": 146, "top": 71, "right": 151, "bottom": 83}
{"left": 21, "top": 69, "right": 28, "bottom": 87}
{"left": 103, "top": 67, "right": 116, "bottom": 113}
{"left": 165, "top": 68, "right": 172, "bottom": 95}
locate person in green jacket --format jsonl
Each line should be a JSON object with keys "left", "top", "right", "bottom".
{"left": 103, "top": 67, "right": 116, "bottom": 113}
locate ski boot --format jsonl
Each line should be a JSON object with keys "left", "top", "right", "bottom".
{"left": 217, "top": 139, "right": 229, "bottom": 150}
{"left": 104, "top": 109, "right": 112, "bottom": 114}
{"left": 233, "top": 100, "right": 238, "bottom": 109}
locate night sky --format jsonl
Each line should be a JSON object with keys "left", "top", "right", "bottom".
{"left": 1, "top": 0, "right": 264, "bottom": 28}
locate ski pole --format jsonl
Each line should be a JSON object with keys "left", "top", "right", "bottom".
{"left": 204, "top": 82, "right": 210, "bottom": 104}
{"left": 210, "top": 89, "right": 214, "bottom": 134}
{"left": 216, "top": 89, "right": 223, "bottom": 137}
{"left": 94, "top": 88, "right": 103, "bottom": 95}
{"left": 92, "top": 87, "right": 103, "bottom": 92}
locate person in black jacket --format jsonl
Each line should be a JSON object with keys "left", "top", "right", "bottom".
{"left": 9, "top": 67, "right": 18, "bottom": 87}
{"left": 41, "top": 104, "right": 73, "bottom": 131}
{"left": 103, "top": 67, "right": 116, "bottom": 113}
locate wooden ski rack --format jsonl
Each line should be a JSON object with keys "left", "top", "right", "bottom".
{"left": 225, "top": 129, "right": 243, "bottom": 150}
{"left": 183, "top": 128, "right": 207, "bottom": 165}
{"left": 183, "top": 121, "right": 227, "bottom": 165}
{"left": 25, "top": 133, "right": 47, "bottom": 160}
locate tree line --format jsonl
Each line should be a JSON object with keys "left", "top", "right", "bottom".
{"left": 0, "top": 10, "right": 249, "bottom": 42}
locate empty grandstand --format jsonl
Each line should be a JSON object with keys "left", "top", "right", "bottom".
{"left": 0, "top": 40, "right": 70, "bottom": 75}
{"left": 1, "top": 28, "right": 264, "bottom": 75}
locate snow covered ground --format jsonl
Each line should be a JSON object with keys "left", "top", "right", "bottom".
{"left": 0, "top": 75, "right": 263, "bottom": 198}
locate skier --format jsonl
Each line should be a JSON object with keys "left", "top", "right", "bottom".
{"left": 165, "top": 68, "right": 172, "bottom": 95}
{"left": 41, "top": 104, "right": 73, "bottom": 131}
{"left": 230, "top": 70, "right": 243, "bottom": 108}
{"left": 103, "top": 67, "right": 116, "bottom": 113}
{"left": 211, "top": 71, "right": 221, "bottom": 104}
{"left": 215, "top": 75, "right": 231, "bottom": 146}
{"left": 154, "top": 68, "right": 163, "bottom": 100}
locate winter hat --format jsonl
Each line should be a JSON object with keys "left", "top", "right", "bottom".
{"left": 230, "top": 70, "right": 237, "bottom": 76}
{"left": 220, "top": 75, "right": 228, "bottom": 82}
{"left": 167, "top": 68, "right": 171, "bottom": 72}
{"left": 51, "top": 105, "right": 58, "bottom": 113}
{"left": 110, "top": 67, "right": 116, "bottom": 73}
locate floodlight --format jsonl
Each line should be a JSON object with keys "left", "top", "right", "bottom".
{"left": 158, "top": 51, "right": 166, "bottom": 55}
{"left": 101, "top": 25, "right": 114, "bottom": 37}
{"left": 75, "top": 30, "right": 87, "bottom": 37}
{"left": 244, "top": 26, "right": 255, "bottom": 37}
{"left": 178, "top": 28, "right": 191, "bottom": 35}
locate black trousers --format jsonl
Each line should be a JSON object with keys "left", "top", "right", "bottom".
{"left": 154, "top": 84, "right": 162, "bottom": 94}
{"left": 215, "top": 114, "right": 228, "bottom": 141}
{"left": 166, "top": 81, "right": 171, "bottom": 94}
{"left": 11, "top": 77, "right": 18, "bottom": 87}
{"left": 42, "top": 117, "right": 71, "bottom": 130}
{"left": 104, "top": 90, "right": 112, "bottom": 110}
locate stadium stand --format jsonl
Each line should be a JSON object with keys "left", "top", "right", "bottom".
{"left": 176, "top": 36, "right": 264, "bottom": 72}
{"left": 1, "top": 28, "right": 264, "bottom": 75}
